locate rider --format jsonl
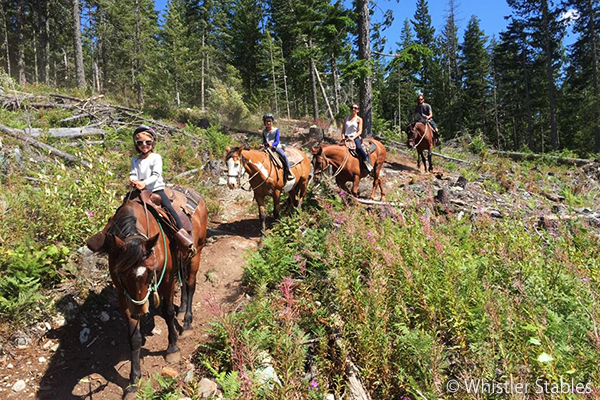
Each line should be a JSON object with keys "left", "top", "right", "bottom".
{"left": 129, "top": 125, "right": 194, "bottom": 248}
{"left": 413, "top": 95, "right": 440, "bottom": 145}
{"left": 262, "top": 113, "right": 292, "bottom": 181}
{"left": 341, "top": 103, "right": 372, "bottom": 172}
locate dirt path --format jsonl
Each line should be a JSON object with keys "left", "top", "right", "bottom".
{"left": 0, "top": 149, "right": 444, "bottom": 400}
{"left": 0, "top": 186, "right": 260, "bottom": 399}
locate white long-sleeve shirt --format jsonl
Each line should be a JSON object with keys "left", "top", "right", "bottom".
{"left": 129, "top": 153, "right": 165, "bottom": 192}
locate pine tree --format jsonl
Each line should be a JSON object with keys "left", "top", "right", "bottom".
{"left": 411, "top": 0, "right": 435, "bottom": 96}
{"left": 460, "top": 15, "right": 490, "bottom": 136}
{"left": 437, "top": 0, "right": 461, "bottom": 135}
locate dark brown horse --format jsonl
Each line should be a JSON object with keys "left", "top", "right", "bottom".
{"left": 225, "top": 146, "right": 311, "bottom": 231}
{"left": 407, "top": 121, "right": 434, "bottom": 172}
{"left": 311, "top": 138, "right": 387, "bottom": 200}
{"left": 86, "top": 189, "right": 207, "bottom": 397}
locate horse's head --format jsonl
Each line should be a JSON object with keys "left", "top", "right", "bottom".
{"left": 225, "top": 146, "right": 244, "bottom": 189}
{"left": 104, "top": 205, "right": 164, "bottom": 318}
{"left": 311, "top": 145, "right": 328, "bottom": 176}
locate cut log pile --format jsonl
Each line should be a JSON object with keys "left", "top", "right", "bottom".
{"left": 0, "top": 90, "right": 181, "bottom": 135}
{"left": 0, "top": 89, "right": 183, "bottom": 166}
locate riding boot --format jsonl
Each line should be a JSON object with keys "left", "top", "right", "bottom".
{"left": 174, "top": 228, "right": 196, "bottom": 256}
{"left": 434, "top": 130, "right": 441, "bottom": 146}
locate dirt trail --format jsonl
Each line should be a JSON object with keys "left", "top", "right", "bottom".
{"left": 0, "top": 148, "right": 443, "bottom": 400}
{"left": 0, "top": 186, "right": 260, "bottom": 399}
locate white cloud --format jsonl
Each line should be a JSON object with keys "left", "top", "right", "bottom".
{"left": 560, "top": 9, "right": 580, "bottom": 23}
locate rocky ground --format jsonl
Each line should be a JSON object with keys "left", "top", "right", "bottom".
{"left": 1, "top": 128, "right": 599, "bottom": 399}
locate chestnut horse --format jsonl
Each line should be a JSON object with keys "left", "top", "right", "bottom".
{"left": 407, "top": 121, "right": 434, "bottom": 172}
{"left": 86, "top": 189, "right": 207, "bottom": 396}
{"left": 225, "top": 146, "right": 311, "bottom": 231}
{"left": 311, "top": 138, "right": 387, "bottom": 200}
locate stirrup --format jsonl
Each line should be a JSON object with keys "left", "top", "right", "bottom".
{"left": 364, "top": 160, "right": 373, "bottom": 172}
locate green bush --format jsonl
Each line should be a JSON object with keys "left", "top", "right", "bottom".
{"left": 0, "top": 243, "right": 69, "bottom": 324}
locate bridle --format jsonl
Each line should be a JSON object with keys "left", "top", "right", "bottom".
{"left": 116, "top": 214, "right": 168, "bottom": 308}
{"left": 227, "top": 150, "right": 272, "bottom": 191}
{"left": 313, "top": 147, "right": 350, "bottom": 178}
{"left": 409, "top": 122, "right": 429, "bottom": 149}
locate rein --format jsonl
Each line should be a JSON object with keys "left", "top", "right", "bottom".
{"left": 412, "top": 123, "right": 429, "bottom": 149}
{"left": 320, "top": 147, "right": 350, "bottom": 178}
{"left": 120, "top": 208, "right": 168, "bottom": 307}
{"left": 231, "top": 151, "right": 272, "bottom": 191}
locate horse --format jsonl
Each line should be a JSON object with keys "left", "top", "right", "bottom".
{"left": 311, "top": 138, "right": 387, "bottom": 200}
{"left": 225, "top": 146, "right": 311, "bottom": 231}
{"left": 86, "top": 188, "right": 207, "bottom": 397}
{"left": 407, "top": 121, "right": 434, "bottom": 172}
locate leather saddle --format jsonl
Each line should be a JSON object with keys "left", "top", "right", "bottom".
{"left": 345, "top": 138, "right": 377, "bottom": 158}
{"left": 139, "top": 188, "right": 193, "bottom": 232}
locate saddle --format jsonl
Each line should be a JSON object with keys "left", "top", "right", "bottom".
{"left": 140, "top": 188, "right": 193, "bottom": 232}
{"left": 344, "top": 138, "right": 377, "bottom": 158}
{"left": 86, "top": 188, "right": 197, "bottom": 253}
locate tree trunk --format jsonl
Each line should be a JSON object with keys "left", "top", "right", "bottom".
{"left": 331, "top": 55, "right": 340, "bottom": 115}
{"left": 44, "top": 0, "right": 50, "bottom": 85}
{"left": 588, "top": 0, "right": 600, "bottom": 152}
{"left": 541, "top": 0, "right": 558, "bottom": 149}
{"left": 33, "top": 36, "right": 39, "bottom": 83}
{"left": 357, "top": 0, "right": 373, "bottom": 137}
{"left": 268, "top": 36, "right": 279, "bottom": 117}
{"left": 1, "top": 4, "right": 11, "bottom": 76}
{"left": 134, "top": 0, "right": 143, "bottom": 106}
{"left": 62, "top": 48, "right": 68, "bottom": 83}
{"left": 309, "top": 56, "right": 319, "bottom": 121}
{"left": 72, "top": 0, "right": 85, "bottom": 88}
{"left": 16, "top": 0, "right": 26, "bottom": 85}
{"left": 201, "top": 32, "right": 205, "bottom": 111}
{"left": 281, "top": 45, "right": 290, "bottom": 119}
{"left": 313, "top": 64, "right": 335, "bottom": 122}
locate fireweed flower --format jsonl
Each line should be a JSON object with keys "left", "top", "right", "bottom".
{"left": 309, "top": 380, "right": 319, "bottom": 390}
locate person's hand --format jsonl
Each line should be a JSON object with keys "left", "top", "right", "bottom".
{"left": 130, "top": 180, "right": 146, "bottom": 190}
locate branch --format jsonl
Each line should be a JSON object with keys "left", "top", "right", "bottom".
{"left": 0, "top": 123, "right": 92, "bottom": 168}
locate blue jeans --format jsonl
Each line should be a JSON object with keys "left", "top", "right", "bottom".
{"left": 274, "top": 147, "right": 291, "bottom": 170}
{"left": 353, "top": 137, "right": 369, "bottom": 162}
{"left": 156, "top": 189, "right": 184, "bottom": 230}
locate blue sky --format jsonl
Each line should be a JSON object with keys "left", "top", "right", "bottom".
{"left": 153, "top": 0, "right": 574, "bottom": 50}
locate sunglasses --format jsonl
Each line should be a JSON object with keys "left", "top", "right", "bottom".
{"left": 136, "top": 140, "right": 153, "bottom": 146}
{"left": 352, "top": 107, "right": 359, "bottom": 110}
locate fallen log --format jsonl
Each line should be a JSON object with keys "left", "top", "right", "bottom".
{"left": 0, "top": 123, "right": 91, "bottom": 168}
{"left": 23, "top": 126, "right": 106, "bottom": 139}
{"left": 488, "top": 150, "right": 591, "bottom": 167}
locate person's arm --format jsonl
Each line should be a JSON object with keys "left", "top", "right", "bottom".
{"left": 425, "top": 104, "right": 433, "bottom": 120}
{"left": 272, "top": 128, "right": 280, "bottom": 148}
{"left": 141, "top": 154, "right": 162, "bottom": 188}
{"left": 355, "top": 117, "right": 363, "bottom": 138}
{"left": 129, "top": 158, "right": 138, "bottom": 180}
{"left": 262, "top": 130, "right": 268, "bottom": 147}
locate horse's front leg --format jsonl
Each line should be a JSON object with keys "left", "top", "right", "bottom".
{"left": 416, "top": 152, "right": 422, "bottom": 172}
{"left": 180, "top": 254, "right": 200, "bottom": 336}
{"left": 427, "top": 150, "right": 433, "bottom": 172}
{"left": 256, "top": 195, "right": 267, "bottom": 232}
{"left": 123, "top": 308, "right": 142, "bottom": 396}
{"left": 352, "top": 174, "right": 360, "bottom": 198}
{"left": 272, "top": 189, "right": 281, "bottom": 220}
{"left": 162, "top": 282, "right": 181, "bottom": 363}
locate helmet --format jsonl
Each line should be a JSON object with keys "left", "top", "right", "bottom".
{"left": 262, "top": 113, "right": 275, "bottom": 122}
{"left": 133, "top": 125, "right": 156, "bottom": 141}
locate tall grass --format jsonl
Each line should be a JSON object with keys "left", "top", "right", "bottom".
{"left": 197, "top": 197, "right": 600, "bottom": 398}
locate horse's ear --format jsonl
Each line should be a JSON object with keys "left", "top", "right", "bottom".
{"left": 105, "top": 233, "right": 126, "bottom": 252}
{"left": 311, "top": 145, "right": 319, "bottom": 155}
{"left": 145, "top": 233, "right": 160, "bottom": 250}
{"left": 86, "top": 232, "right": 106, "bottom": 253}
{"left": 225, "top": 146, "right": 231, "bottom": 153}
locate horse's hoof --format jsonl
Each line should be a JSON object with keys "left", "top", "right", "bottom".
{"left": 166, "top": 350, "right": 181, "bottom": 363}
{"left": 123, "top": 388, "right": 137, "bottom": 400}
{"left": 179, "top": 328, "right": 193, "bottom": 339}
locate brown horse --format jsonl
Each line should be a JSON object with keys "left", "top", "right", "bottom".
{"left": 225, "top": 146, "right": 311, "bottom": 231}
{"left": 407, "top": 121, "right": 434, "bottom": 172}
{"left": 86, "top": 189, "right": 207, "bottom": 397}
{"left": 311, "top": 138, "right": 387, "bottom": 200}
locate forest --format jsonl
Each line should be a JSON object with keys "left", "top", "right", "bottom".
{"left": 0, "top": 0, "right": 598, "bottom": 156}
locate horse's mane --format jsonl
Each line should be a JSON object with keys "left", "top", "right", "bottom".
{"left": 225, "top": 146, "right": 242, "bottom": 160}
{"left": 108, "top": 202, "right": 146, "bottom": 273}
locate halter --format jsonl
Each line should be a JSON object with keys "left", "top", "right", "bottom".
{"left": 119, "top": 212, "right": 168, "bottom": 307}
{"left": 227, "top": 150, "right": 272, "bottom": 191}
{"left": 314, "top": 147, "right": 350, "bottom": 178}
{"left": 410, "top": 123, "right": 429, "bottom": 149}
